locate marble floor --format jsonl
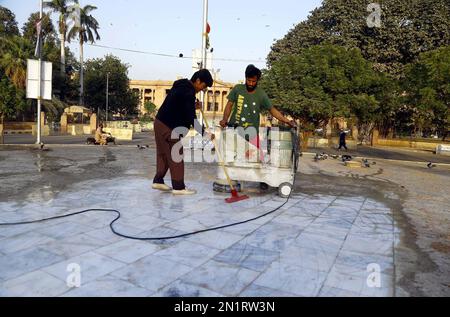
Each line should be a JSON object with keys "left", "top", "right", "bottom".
{"left": 0, "top": 176, "right": 397, "bottom": 297}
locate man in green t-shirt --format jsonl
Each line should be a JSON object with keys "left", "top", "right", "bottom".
{"left": 219, "top": 65, "right": 295, "bottom": 163}
{"left": 220, "top": 64, "right": 295, "bottom": 130}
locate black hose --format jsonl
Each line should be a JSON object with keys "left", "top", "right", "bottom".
{"left": 0, "top": 193, "right": 294, "bottom": 241}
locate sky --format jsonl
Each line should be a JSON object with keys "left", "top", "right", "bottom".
{"left": 1, "top": 0, "right": 323, "bottom": 83}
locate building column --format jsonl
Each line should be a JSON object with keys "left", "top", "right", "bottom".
{"left": 0, "top": 116, "right": 4, "bottom": 144}
{"left": 90, "top": 113, "right": 97, "bottom": 134}
{"left": 61, "top": 113, "right": 68, "bottom": 134}
{"left": 40, "top": 111, "right": 46, "bottom": 128}
{"left": 372, "top": 129, "right": 379, "bottom": 146}
{"left": 351, "top": 125, "right": 359, "bottom": 142}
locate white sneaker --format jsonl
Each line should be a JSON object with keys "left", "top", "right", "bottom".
{"left": 172, "top": 188, "right": 197, "bottom": 195}
{"left": 152, "top": 183, "right": 172, "bottom": 191}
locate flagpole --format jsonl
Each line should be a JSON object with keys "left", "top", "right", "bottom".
{"left": 199, "top": 0, "right": 208, "bottom": 127}
{"left": 36, "top": 0, "right": 43, "bottom": 144}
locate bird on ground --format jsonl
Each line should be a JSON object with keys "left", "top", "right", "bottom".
{"left": 341, "top": 155, "right": 352, "bottom": 162}
{"left": 362, "top": 158, "right": 371, "bottom": 168}
{"left": 427, "top": 162, "right": 437, "bottom": 168}
{"left": 314, "top": 153, "right": 328, "bottom": 161}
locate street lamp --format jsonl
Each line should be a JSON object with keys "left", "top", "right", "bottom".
{"left": 212, "top": 68, "right": 220, "bottom": 126}
{"left": 36, "top": 0, "right": 43, "bottom": 144}
{"left": 199, "top": 0, "right": 208, "bottom": 126}
{"left": 106, "top": 72, "right": 110, "bottom": 125}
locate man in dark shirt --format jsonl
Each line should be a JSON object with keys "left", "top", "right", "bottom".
{"left": 338, "top": 128, "right": 348, "bottom": 151}
{"left": 152, "top": 69, "right": 213, "bottom": 195}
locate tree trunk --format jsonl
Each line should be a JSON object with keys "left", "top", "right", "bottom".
{"left": 59, "top": 32, "right": 66, "bottom": 101}
{"left": 60, "top": 33, "right": 65, "bottom": 77}
{"left": 0, "top": 114, "right": 4, "bottom": 145}
{"left": 79, "top": 40, "right": 84, "bottom": 106}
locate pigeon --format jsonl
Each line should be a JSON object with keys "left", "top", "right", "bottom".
{"left": 137, "top": 145, "right": 146, "bottom": 150}
{"left": 341, "top": 155, "right": 352, "bottom": 162}
{"left": 427, "top": 162, "right": 437, "bottom": 168}
{"left": 40, "top": 143, "right": 45, "bottom": 150}
{"left": 314, "top": 153, "right": 320, "bottom": 162}
{"left": 362, "top": 158, "right": 371, "bottom": 168}
{"left": 331, "top": 155, "right": 339, "bottom": 159}
{"left": 314, "top": 153, "right": 328, "bottom": 161}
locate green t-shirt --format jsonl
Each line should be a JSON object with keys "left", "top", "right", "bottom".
{"left": 227, "top": 84, "right": 272, "bottom": 129}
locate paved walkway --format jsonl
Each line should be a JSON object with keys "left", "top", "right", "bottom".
{"left": 0, "top": 146, "right": 397, "bottom": 296}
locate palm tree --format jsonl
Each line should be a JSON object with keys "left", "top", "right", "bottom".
{"left": 44, "top": 0, "right": 76, "bottom": 79}
{"left": 67, "top": 4, "right": 100, "bottom": 106}
{"left": 0, "top": 36, "right": 33, "bottom": 89}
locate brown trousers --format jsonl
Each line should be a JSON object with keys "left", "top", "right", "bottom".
{"left": 153, "top": 119, "right": 185, "bottom": 190}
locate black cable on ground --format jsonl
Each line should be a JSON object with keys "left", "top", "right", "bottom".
{"left": 0, "top": 193, "right": 293, "bottom": 241}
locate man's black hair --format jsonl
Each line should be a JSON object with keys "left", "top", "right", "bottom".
{"left": 191, "top": 69, "right": 213, "bottom": 87}
{"left": 245, "top": 64, "right": 262, "bottom": 80}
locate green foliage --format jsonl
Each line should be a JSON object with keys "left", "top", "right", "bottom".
{"left": 0, "top": 36, "right": 33, "bottom": 89}
{"left": 67, "top": 4, "right": 100, "bottom": 46}
{"left": 22, "top": 12, "right": 57, "bottom": 46}
{"left": 0, "top": 75, "right": 27, "bottom": 119}
{"left": 261, "top": 44, "right": 394, "bottom": 129}
{"left": 144, "top": 101, "right": 157, "bottom": 115}
{"left": 268, "top": 0, "right": 450, "bottom": 79}
{"left": 44, "top": 0, "right": 76, "bottom": 37}
{"left": 0, "top": 5, "right": 19, "bottom": 36}
{"left": 139, "top": 101, "right": 157, "bottom": 122}
{"left": 403, "top": 46, "right": 450, "bottom": 135}
{"left": 84, "top": 54, "right": 139, "bottom": 116}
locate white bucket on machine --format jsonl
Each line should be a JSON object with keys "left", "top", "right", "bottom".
{"left": 269, "top": 130, "right": 293, "bottom": 168}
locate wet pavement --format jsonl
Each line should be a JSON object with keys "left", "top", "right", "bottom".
{"left": 0, "top": 144, "right": 449, "bottom": 297}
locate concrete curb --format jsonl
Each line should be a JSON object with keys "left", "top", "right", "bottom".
{"left": 2, "top": 145, "right": 449, "bottom": 167}
{"left": 0, "top": 144, "right": 141, "bottom": 148}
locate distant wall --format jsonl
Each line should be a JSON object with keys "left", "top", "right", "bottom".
{"left": 103, "top": 127, "right": 133, "bottom": 140}
{"left": 376, "top": 138, "right": 449, "bottom": 151}
{"left": 3, "top": 122, "right": 34, "bottom": 134}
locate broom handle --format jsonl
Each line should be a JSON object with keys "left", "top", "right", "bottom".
{"left": 199, "top": 108, "right": 236, "bottom": 191}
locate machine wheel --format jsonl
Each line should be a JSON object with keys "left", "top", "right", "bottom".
{"left": 278, "top": 182, "right": 293, "bottom": 198}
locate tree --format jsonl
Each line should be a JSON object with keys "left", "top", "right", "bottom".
{"left": 261, "top": 44, "right": 391, "bottom": 140}
{"left": 268, "top": 0, "right": 450, "bottom": 78}
{"left": 0, "top": 75, "right": 16, "bottom": 143}
{"left": 84, "top": 55, "right": 139, "bottom": 117}
{"left": 403, "top": 46, "right": 450, "bottom": 138}
{"left": 44, "top": 0, "right": 77, "bottom": 80}
{"left": 141, "top": 101, "right": 157, "bottom": 121}
{"left": 67, "top": 4, "right": 100, "bottom": 106}
{"left": 0, "top": 5, "right": 19, "bottom": 36}
{"left": 22, "top": 12, "right": 57, "bottom": 47}
{"left": 0, "top": 36, "right": 34, "bottom": 89}
{"left": 0, "top": 74, "right": 27, "bottom": 142}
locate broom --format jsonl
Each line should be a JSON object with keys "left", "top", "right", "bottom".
{"left": 199, "top": 108, "right": 249, "bottom": 203}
